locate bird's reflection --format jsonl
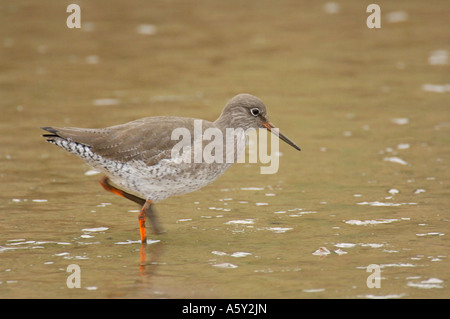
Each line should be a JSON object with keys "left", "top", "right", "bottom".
{"left": 138, "top": 241, "right": 163, "bottom": 276}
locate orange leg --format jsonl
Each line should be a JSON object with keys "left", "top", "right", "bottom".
{"left": 138, "top": 201, "right": 151, "bottom": 244}
{"left": 139, "top": 199, "right": 165, "bottom": 242}
{"left": 99, "top": 176, "right": 165, "bottom": 242}
{"left": 99, "top": 176, "right": 146, "bottom": 206}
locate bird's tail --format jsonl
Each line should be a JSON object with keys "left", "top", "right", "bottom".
{"left": 41, "top": 126, "right": 93, "bottom": 159}
{"left": 41, "top": 126, "right": 62, "bottom": 141}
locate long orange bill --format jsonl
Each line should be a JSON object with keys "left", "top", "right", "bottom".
{"left": 263, "top": 122, "right": 301, "bottom": 151}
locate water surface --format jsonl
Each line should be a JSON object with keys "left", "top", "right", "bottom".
{"left": 0, "top": 0, "right": 449, "bottom": 298}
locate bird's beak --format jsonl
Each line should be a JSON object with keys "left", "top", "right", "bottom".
{"left": 263, "top": 121, "right": 301, "bottom": 151}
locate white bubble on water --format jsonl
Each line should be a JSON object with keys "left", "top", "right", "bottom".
{"left": 84, "top": 169, "right": 100, "bottom": 176}
{"left": 386, "top": 11, "right": 408, "bottom": 23}
{"left": 266, "top": 227, "right": 292, "bottom": 233}
{"left": 225, "top": 219, "right": 254, "bottom": 225}
{"left": 323, "top": 2, "right": 340, "bottom": 14}
{"left": 211, "top": 251, "right": 227, "bottom": 256}
{"left": 344, "top": 219, "right": 400, "bottom": 225}
{"left": 407, "top": 278, "right": 443, "bottom": 289}
{"left": 384, "top": 157, "right": 408, "bottom": 165}
{"left": 428, "top": 50, "right": 448, "bottom": 65}
{"left": 212, "top": 263, "right": 238, "bottom": 269}
{"left": 81, "top": 227, "right": 108, "bottom": 232}
{"left": 422, "top": 84, "right": 450, "bottom": 93}
{"left": 92, "top": 98, "right": 120, "bottom": 106}
{"left": 86, "top": 55, "right": 99, "bottom": 64}
{"left": 230, "top": 252, "right": 252, "bottom": 258}
{"left": 312, "top": 247, "right": 330, "bottom": 256}
{"left": 397, "top": 143, "right": 410, "bottom": 150}
{"left": 391, "top": 118, "right": 409, "bottom": 125}
{"left": 388, "top": 189, "right": 399, "bottom": 195}
{"left": 137, "top": 24, "right": 157, "bottom": 35}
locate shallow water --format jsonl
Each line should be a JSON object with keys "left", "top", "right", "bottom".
{"left": 1, "top": 0, "right": 449, "bottom": 298}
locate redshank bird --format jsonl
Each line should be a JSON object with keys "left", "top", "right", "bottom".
{"left": 42, "top": 94, "right": 300, "bottom": 243}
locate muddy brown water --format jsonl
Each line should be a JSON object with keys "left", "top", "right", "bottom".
{"left": 0, "top": 0, "right": 449, "bottom": 298}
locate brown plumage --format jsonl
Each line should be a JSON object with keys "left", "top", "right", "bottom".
{"left": 42, "top": 93, "right": 300, "bottom": 243}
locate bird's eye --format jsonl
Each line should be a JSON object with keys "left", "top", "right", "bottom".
{"left": 250, "top": 108, "right": 260, "bottom": 116}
